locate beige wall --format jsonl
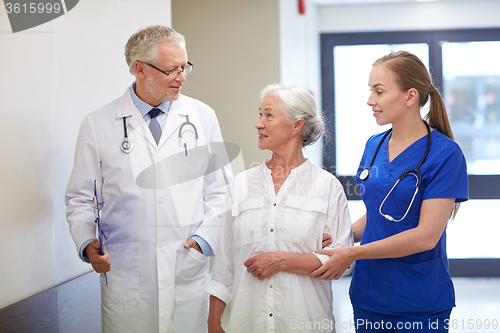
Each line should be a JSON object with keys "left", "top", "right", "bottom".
{"left": 172, "top": 0, "right": 280, "bottom": 172}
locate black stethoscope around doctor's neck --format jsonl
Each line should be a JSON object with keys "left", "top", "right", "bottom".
{"left": 359, "top": 120, "right": 431, "bottom": 222}
{"left": 120, "top": 115, "right": 198, "bottom": 154}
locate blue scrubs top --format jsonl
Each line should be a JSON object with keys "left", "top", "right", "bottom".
{"left": 350, "top": 129, "right": 468, "bottom": 315}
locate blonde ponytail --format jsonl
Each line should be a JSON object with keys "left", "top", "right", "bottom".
{"left": 425, "top": 86, "right": 460, "bottom": 219}
{"left": 425, "top": 85, "right": 455, "bottom": 141}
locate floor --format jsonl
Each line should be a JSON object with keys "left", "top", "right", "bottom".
{"left": 331, "top": 277, "right": 500, "bottom": 332}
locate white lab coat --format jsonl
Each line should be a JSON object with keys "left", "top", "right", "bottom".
{"left": 66, "top": 87, "right": 232, "bottom": 333}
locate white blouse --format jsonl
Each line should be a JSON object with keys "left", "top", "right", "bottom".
{"left": 205, "top": 160, "right": 354, "bottom": 333}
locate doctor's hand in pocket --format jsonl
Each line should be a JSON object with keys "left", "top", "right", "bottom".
{"left": 184, "top": 238, "right": 203, "bottom": 254}
{"left": 310, "top": 247, "right": 352, "bottom": 280}
{"left": 85, "top": 239, "right": 111, "bottom": 273}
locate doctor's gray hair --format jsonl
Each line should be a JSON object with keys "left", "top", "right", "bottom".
{"left": 125, "top": 25, "right": 186, "bottom": 76}
{"left": 260, "top": 84, "right": 325, "bottom": 147}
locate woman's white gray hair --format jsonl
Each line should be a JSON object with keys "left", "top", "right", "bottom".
{"left": 125, "top": 25, "right": 186, "bottom": 76}
{"left": 260, "top": 83, "right": 325, "bottom": 147}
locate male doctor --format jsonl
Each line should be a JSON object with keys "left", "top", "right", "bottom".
{"left": 65, "top": 26, "right": 232, "bottom": 333}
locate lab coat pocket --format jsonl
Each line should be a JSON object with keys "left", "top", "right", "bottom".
{"left": 284, "top": 196, "right": 328, "bottom": 249}
{"left": 231, "top": 197, "right": 264, "bottom": 247}
{"left": 175, "top": 247, "right": 209, "bottom": 301}
{"left": 101, "top": 242, "right": 140, "bottom": 306}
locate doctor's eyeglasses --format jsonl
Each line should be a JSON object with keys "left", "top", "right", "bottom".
{"left": 141, "top": 61, "right": 193, "bottom": 78}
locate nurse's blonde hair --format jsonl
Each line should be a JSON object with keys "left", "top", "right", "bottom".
{"left": 374, "top": 51, "right": 460, "bottom": 219}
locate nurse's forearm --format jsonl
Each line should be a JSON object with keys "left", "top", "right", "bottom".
{"left": 348, "top": 228, "right": 433, "bottom": 261}
{"left": 311, "top": 229, "right": 434, "bottom": 275}
{"left": 347, "top": 199, "right": 454, "bottom": 260}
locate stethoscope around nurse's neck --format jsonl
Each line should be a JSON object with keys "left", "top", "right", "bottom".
{"left": 359, "top": 120, "right": 431, "bottom": 222}
{"left": 120, "top": 114, "right": 199, "bottom": 155}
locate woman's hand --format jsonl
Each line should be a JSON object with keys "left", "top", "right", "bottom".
{"left": 244, "top": 253, "right": 283, "bottom": 280}
{"left": 309, "top": 247, "right": 353, "bottom": 280}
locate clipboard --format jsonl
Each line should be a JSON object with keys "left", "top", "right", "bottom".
{"left": 93, "top": 180, "right": 108, "bottom": 285}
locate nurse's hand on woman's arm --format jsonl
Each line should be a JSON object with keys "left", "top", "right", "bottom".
{"left": 208, "top": 295, "right": 227, "bottom": 333}
{"left": 310, "top": 198, "right": 455, "bottom": 280}
{"left": 85, "top": 239, "right": 111, "bottom": 273}
{"left": 309, "top": 247, "right": 354, "bottom": 280}
{"left": 244, "top": 252, "right": 322, "bottom": 280}
{"left": 306, "top": 216, "right": 365, "bottom": 280}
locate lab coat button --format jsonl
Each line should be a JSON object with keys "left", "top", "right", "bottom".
{"left": 269, "top": 313, "right": 273, "bottom": 317}
{"left": 270, "top": 228, "right": 274, "bottom": 232}
{"left": 158, "top": 243, "right": 165, "bottom": 248}
{"left": 158, "top": 198, "right": 166, "bottom": 204}
{"left": 273, "top": 203, "right": 276, "bottom": 206}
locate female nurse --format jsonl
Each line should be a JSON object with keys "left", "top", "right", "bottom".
{"left": 311, "top": 51, "right": 468, "bottom": 332}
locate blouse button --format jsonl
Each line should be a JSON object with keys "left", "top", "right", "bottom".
{"left": 269, "top": 313, "right": 274, "bottom": 317}
{"left": 270, "top": 228, "right": 274, "bottom": 232}
{"left": 273, "top": 203, "right": 276, "bottom": 206}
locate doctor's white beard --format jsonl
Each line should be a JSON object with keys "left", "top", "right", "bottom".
{"left": 144, "top": 74, "right": 180, "bottom": 103}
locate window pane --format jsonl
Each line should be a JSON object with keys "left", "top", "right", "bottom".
{"left": 347, "top": 199, "right": 500, "bottom": 259}
{"left": 442, "top": 41, "right": 500, "bottom": 175}
{"left": 334, "top": 43, "right": 429, "bottom": 176}
{"left": 447, "top": 200, "right": 500, "bottom": 258}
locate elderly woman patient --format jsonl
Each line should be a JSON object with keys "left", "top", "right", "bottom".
{"left": 205, "top": 84, "right": 354, "bottom": 333}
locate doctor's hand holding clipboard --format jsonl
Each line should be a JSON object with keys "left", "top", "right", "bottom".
{"left": 86, "top": 180, "right": 110, "bottom": 280}
{"left": 85, "top": 239, "right": 110, "bottom": 275}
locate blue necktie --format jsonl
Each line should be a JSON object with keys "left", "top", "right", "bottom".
{"left": 148, "top": 108, "right": 162, "bottom": 144}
